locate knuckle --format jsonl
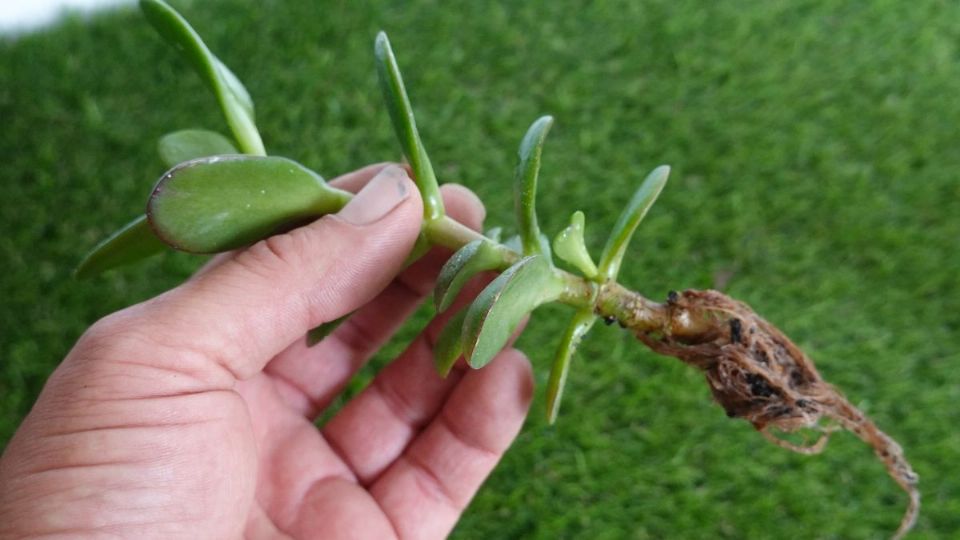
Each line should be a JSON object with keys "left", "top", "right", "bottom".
{"left": 232, "top": 228, "right": 314, "bottom": 278}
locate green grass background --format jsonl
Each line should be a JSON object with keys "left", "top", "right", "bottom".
{"left": 2, "top": 0, "right": 958, "bottom": 537}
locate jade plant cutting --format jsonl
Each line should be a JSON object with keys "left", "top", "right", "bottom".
{"left": 77, "top": 1, "right": 920, "bottom": 537}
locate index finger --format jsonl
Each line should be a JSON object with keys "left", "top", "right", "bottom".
{"left": 262, "top": 182, "right": 486, "bottom": 416}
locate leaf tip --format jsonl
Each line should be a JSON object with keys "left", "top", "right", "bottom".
{"left": 553, "top": 210, "right": 598, "bottom": 279}
{"left": 546, "top": 404, "right": 560, "bottom": 425}
{"left": 520, "top": 115, "right": 554, "bottom": 154}
{"left": 374, "top": 31, "right": 390, "bottom": 56}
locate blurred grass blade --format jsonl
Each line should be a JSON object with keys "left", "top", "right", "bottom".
{"left": 374, "top": 31, "right": 444, "bottom": 221}
{"left": 158, "top": 129, "right": 238, "bottom": 167}
{"left": 148, "top": 155, "right": 351, "bottom": 253}
{"left": 140, "top": 0, "right": 265, "bottom": 155}
{"left": 75, "top": 215, "right": 167, "bottom": 278}
{"left": 546, "top": 309, "right": 597, "bottom": 423}
{"left": 434, "top": 239, "right": 507, "bottom": 312}
{"left": 514, "top": 115, "right": 553, "bottom": 256}
{"left": 597, "top": 165, "right": 670, "bottom": 281}
{"left": 462, "top": 255, "right": 565, "bottom": 369}
{"left": 435, "top": 308, "right": 468, "bottom": 377}
{"left": 553, "top": 210, "right": 598, "bottom": 279}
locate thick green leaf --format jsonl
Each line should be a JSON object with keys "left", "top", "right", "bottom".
{"left": 514, "top": 116, "right": 553, "bottom": 256}
{"left": 158, "top": 129, "right": 238, "bottom": 167}
{"left": 374, "top": 32, "right": 444, "bottom": 221}
{"left": 434, "top": 308, "right": 467, "bottom": 377}
{"left": 140, "top": 0, "right": 265, "bottom": 155}
{"left": 545, "top": 309, "right": 597, "bottom": 423}
{"left": 462, "top": 255, "right": 565, "bottom": 369}
{"left": 597, "top": 165, "right": 670, "bottom": 281}
{"left": 148, "top": 155, "right": 351, "bottom": 253}
{"left": 75, "top": 215, "right": 167, "bottom": 278}
{"left": 553, "top": 210, "right": 598, "bottom": 279}
{"left": 434, "top": 239, "right": 505, "bottom": 312}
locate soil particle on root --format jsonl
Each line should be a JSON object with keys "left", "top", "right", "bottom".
{"left": 635, "top": 289, "right": 919, "bottom": 539}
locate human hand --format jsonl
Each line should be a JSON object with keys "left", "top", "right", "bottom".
{"left": 0, "top": 164, "right": 533, "bottom": 539}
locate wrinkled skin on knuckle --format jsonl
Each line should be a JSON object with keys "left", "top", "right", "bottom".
{"left": 228, "top": 217, "right": 356, "bottom": 288}
{"left": 232, "top": 228, "right": 314, "bottom": 282}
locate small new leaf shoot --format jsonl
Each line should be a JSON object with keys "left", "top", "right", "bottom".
{"left": 553, "top": 210, "right": 599, "bottom": 279}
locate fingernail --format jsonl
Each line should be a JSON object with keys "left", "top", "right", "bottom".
{"left": 336, "top": 165, "right": 411, "bottom": 225}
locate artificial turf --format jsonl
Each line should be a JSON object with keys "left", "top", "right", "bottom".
{"left": 1, "top": 0, "right": 958, "bottom": 537}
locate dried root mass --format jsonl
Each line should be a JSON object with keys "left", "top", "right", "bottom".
{"left": 636, "top": 289, "right": 919, "bottom": 539}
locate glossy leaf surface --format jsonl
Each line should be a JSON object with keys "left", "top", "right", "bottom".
{"left": 434, "top": 239, "right": 505, "bottom": 312}
{"left": 462, "top": 255, "right": 564, "bottom": 369}
{"left": 75, "top": 215, "right": 167, "bottom": 278}
{"left": 148, "top": 155, "right": 351, "bottom": 253}
{"left": 553, "top": 210, "right": 598, "bottom": 279}
{"left": 158, "top": 129, "right": 238, "bottom": 167}
{"left": 597, "top": 165, "right": 670, "bottom": 281}
{"left": 545, "top": 309, "right": 597, "bottom": 423}
{"left": 434, "top": 308, "right": 467, "bottom": 377}
{"left": 140, "top": 0, "right": 265, "bottom": 155}
{"left": 514, "top": 115, "right": 553, "bottom": 256}
{"left": 374, "top": 32, "right": 444, "bottom": 220}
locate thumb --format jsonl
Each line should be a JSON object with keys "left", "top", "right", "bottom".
{"left": 112, "top": 165, "right": 423, "bottom": 380}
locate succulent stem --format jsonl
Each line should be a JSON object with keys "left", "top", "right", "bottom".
{"left": 420, "top": 209, "right": 680, "bottom": 331}
{"left": 424, "top": 216, "right": 494, "bottom": 251}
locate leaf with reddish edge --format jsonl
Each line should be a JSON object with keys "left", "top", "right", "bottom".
{"left": 462, "top": 255, "right": 564, "bottom": 369}
{"left": 434, "top": 239, "right": 506, "bottom": 313}
{"left": 148, "top": 155, "right": 351, "bottom": 253}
